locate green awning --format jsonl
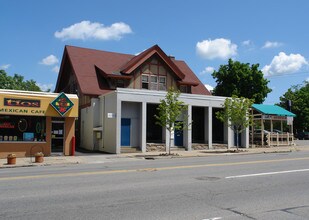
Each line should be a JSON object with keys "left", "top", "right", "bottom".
{"left": 252, "top": 104, "right": 296, "bottom": 117}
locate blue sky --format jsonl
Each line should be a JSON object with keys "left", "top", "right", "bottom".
{"left": 1, "top": 0, "right": 308, "bottom": 104}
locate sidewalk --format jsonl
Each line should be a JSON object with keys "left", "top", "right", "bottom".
{"left": 1, "top": 144, "right": 308, "bottom": 169}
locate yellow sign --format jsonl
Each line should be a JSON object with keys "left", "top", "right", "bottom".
{"left": 0, "top": 91, "right": 78, "bottom": 117}
{"left": 0, "top": 108, "right": 45, "bottom": 115}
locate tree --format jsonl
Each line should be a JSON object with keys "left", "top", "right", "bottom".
{"left": 0, "top": 70, "right": 41, "bottom": 91}
{"left": 155, "top": 88, "right": 188, "bottom": 155}
{"left": 216, "top": 96, "right": 253, "bottom": 150}
{"left": 278, "top": 81, "right": 309, "bottom": 132}
{"left": 212, "top": 59, "right": 272, "bottom": 104}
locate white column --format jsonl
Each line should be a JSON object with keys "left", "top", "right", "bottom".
{"left": 208, "top": 107, "right": 213, "bottom": 149}
{"left": 184, "top": 105, "right": 192, "bottom": 151}
{"left": 241, "top": 127, "right": 249, "bottom": 148}
{"left": 204, "top": 108, "right": 209, "bottom": 144}
{"left": 227, "top": 122, "right": 234, "bottom": 149}
{"left": 141, "top": 102, "right": 147, "bottom": 153}
{"left": 116, "top": 99, "right": 122, "bottom": 154}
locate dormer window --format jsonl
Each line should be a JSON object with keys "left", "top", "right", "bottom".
{"left": 150, "top": 76, "right": 158, "bottom": 90}
{"left": 140, "top": 57, "right": 168, "bottom": 91}
{"left": 180, "top": 85, "right": 191, "bottom": 93}
{"left": 159, "top": 76, "right": 166, "bottom": 90}
{"left": 116, "top": 79, "right": 125, "bottom": 88}
{"left": 142, "top": 75, "right": 149, "bottom": 89}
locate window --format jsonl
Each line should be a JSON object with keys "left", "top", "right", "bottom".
{"left": 142, "top": 75, "right": 149, "bottom": 89}
{"left": 116, "top": 79, "right": 125, "bottom": 88}
{"left": 180, "top": 85, "right": 188, "bottom": 93}
{"left": 0, "top": 116, "right": 46, "bottom": 142}
{"left": 140, "top": 58, "right": 167, "bottom": 91}
{"left": 150, "top": 76, "right": 158, "bottom": 90}
{"left": 159, "top": 76, "right": 166, "bottom": 91}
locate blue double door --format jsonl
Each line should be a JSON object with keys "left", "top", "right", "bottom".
{"left": 121, "top": 118, "right": 131, "bottom": 146}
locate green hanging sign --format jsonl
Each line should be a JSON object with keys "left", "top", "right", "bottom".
{"left": 50, "top": 93, "right": 74, "bottom": 116}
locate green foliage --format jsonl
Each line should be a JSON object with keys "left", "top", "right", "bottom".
{"left": 279, "top": 81, "right": 309, "bottom": 131}
{"left": 155, "top": 88, "right": 188, "bottom": 154}
{"left": 216, "top": 96, "right": 253, "bottom": 148}
{"left": 0, "top": 70, "right": 41, "bottom": 91}
{"left": 212, "top": 59, "right": 272, "bottom": 104}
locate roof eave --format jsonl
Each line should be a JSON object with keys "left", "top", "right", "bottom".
{"left": 177, "top": 81, "right": 199, "bottom": 87}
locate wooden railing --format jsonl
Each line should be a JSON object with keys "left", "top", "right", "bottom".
{"left": 251, "top": 132, "right": 294, "bottom": 146}
{"left": 266, "top": 133, "right": 294, "bottom": 146}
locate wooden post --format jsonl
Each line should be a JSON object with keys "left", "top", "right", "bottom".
{"left": 277, "top": 133, "right": 279, "bottom": 146}
{"left": 261, "top": 118, "right": 264, "bottom": 147}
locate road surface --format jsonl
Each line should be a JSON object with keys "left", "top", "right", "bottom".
{"left": 1, "top": 151, "right": 309, "bottom": 219}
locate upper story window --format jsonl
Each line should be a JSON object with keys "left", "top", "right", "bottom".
{"left": 150, "top": 76, "right": 158, "bottom": 90}
{"left": 142, "top": 75, "right": 149, "bottom": 89}
{"left": 140, "top": 57, "right": 168, "bottom": 91}
{"left": 159, "top": 76, "right": 166, "bottom": 91}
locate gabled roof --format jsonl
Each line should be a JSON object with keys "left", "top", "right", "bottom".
{"left": 56, "top": 45, "right": 211, "bottom": 96}
{"left": 252, "top": 104, "right": 296, "bottom": 117}
{"left": 120, "top": 45, "right": 185, "bottom": 79}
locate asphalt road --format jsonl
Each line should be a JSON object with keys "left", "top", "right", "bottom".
{"left": 1, "top": 151, "right": 309, "bottom": 220}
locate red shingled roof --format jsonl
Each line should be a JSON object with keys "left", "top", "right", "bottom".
{"left": 173, "top": 60, "right": 211, "bottom": 95}
{"left": 56, "top": 45, "right": 211, "bottom": 96}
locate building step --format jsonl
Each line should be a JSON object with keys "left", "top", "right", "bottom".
{"left": 171, "top": 147, "right": 186, "bottom": 151}
{"left": 121, "top": 147, "right": 141, "bottom": 153}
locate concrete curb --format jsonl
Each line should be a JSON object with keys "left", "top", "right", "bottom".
{"left": 0, "top": 146, "right": 307, "bottom": 168}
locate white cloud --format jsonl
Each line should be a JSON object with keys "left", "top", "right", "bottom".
{"left": 0, "top": 64, "right": 11, "bottom": 70}
{"left": 54, "top": 21, "right": 132, "bottom": 41}
{"left": 262, "top": 41, "right": 283, "bottom": 49}
{"left": 262, "top": 52, "right": 308, "bottom": 76}
{"left": 40, "top": 55, "right": 59, "bottom": 66}
{"left": 200, "top": 66, "right": 215, "bottom": 75}
{"left": 306, "top": 77, "right": 309, "bottom": 82}
{"left": 205, "top": 84, "right": 214, "bottom": 92}
{"left": 37, "top": 83, "right": 54, "bottom": 92}
{"left": 52, "top": 65, "right": 60, "bottom": 73}
{"left": 196, "top": 38, "right": 237, "bottom": 60}
{"left": 242, "top": 40, "right": 252, "bottom": 46}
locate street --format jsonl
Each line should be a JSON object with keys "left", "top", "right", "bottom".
{"left": 1, "top": 151, "right": 309, "bottom": 219}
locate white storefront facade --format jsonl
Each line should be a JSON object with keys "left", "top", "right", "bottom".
{"left": 80, "top": 88, "right": 249, "bottom": 153}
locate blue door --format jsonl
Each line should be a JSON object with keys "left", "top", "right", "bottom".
{"left": 174, "top": 128, "right": 183, "bottom": 146}
{"left": 121, "top": 118, "right": 131, "bottom": 146}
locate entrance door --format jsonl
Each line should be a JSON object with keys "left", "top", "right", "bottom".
{"left": 51, "top": 121, "right": 65, "bottom": 153}
{"left": 121, "top": 118, "right": 131, "bottom": 146}
{"left": 174, "top": 124, "right": 183, "bottom": 146}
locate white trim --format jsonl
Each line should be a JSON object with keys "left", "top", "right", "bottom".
{"left": 112, "top": 88, "right": 227, "bottom": 102}
{"left": 0, "top": 89, "right": 78, "bottom": 99}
